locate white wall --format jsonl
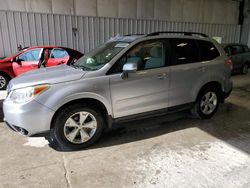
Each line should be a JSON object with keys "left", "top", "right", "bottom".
{"left": 0, "top": 0, "right": 239, "bottom": 24}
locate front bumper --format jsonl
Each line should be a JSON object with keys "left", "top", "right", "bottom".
{"left": 3, "top": 99, "right": 55, "bottom": 136}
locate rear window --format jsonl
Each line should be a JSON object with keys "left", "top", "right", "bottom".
{"left": 170, "top": 38, "right": 200, "bottom": 65}
{"left": 197, "top": 40, "right": 220, "bottom": 61}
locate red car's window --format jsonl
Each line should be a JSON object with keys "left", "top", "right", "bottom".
{"left": 17, "top": 48, "right": 42, "bottom": 61}
{"left": 50, "top": 48, "right": 69, "bottom": 58}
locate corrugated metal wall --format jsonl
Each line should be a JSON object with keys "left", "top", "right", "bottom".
{"left": 240, "top": 24, "right": 250, "bottom": 45}
{"left": 0, "top": 10, "right": 241, "bottom": 58}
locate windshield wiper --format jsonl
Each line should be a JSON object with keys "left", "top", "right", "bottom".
{"left": 71, "top": 64, "right": 92, "bottom": 71}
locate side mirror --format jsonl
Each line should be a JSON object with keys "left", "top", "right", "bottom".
{"left": 121, "top": 62, "right": 137, "bottom": 79}
{"left": 15, "top": 58, "right": 23, "bottom": 65}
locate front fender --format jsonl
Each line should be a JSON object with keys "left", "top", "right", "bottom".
{"left": 35, "top": 77, "right": 113, "bottom": 116}
{"left": 56, "top": 92, "right": 113, "bottom": 115}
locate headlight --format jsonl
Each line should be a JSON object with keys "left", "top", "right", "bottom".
{"left": 9, "top": 85, "right": 49, "bottom": 104}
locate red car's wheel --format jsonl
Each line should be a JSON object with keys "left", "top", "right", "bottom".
{"left": 0, "top": 73, "right": 10, "bottom": 90}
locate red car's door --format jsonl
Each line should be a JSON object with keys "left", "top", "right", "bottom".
{"left": 12, "top": 48, "right": 42, "bottom": 76}
{"left": 46, "top": 48, "right": 70, "bottom": 67}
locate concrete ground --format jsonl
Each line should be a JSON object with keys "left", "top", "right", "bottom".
{"left": 0, "top": 73, "right": 250, "bottom": 188}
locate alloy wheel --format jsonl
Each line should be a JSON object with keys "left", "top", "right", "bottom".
{"left": 63, "top": 111, "right": 97, "bottom": 144}
{"left": 0, "top": 76, "right": 6, "bottom": 89}
{"left": 200, "top": 91, "right": 218, "bottom": 115}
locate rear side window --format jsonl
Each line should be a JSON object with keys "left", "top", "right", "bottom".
{"left": 197, "top": 40, "right": 220, "bottom": 61}
{"left": 170, "top": 38, "right": 199, "bottom": 65}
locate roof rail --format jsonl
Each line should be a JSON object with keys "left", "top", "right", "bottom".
{"left": 123, "top": 34, "right": 145, "bottom": 36}
{"left": 147, "top": 31, "right": 209, "bottom": 38}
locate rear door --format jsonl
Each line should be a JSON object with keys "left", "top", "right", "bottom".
{"left": 168, "top": 38, "right": 220, "bottom": 107}
{"left": 46, "top": 48, "right": 70, "bottom": 67}
{"left": 12, "top": 48, "right": 42, "bottom": 76}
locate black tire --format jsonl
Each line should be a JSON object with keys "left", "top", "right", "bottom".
{"left": 0, "top": 73, "right": 10, "bottom": 90}
{"left": 50, "top": 104, "right": 104, "bottom": 151}
{"left": 191, "top": 87, "right": 220, "bottom": 119}
{"left": 241, "top": 63, "right": 249, "bottom": 74}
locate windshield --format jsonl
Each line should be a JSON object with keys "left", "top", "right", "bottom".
{"left": 74, "top": 41, "right": 130, "bottom": 71}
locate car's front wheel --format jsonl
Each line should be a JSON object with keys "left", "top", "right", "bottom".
{"left": 191, "top": 88, "right": 220, "bottom": 119}
{"left": 0, "top": 73, "right": 10, "bottom": 90}
{"left": 50, "top": 104, "right": 104, "bottom": 150}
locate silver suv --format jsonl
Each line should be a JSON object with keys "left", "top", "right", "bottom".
{"left": 3, "top": 32, "right": 233, "bottom": 150}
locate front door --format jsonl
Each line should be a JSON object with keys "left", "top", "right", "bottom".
{"left": 109, "top": 40, "right": 170, "bottom": 118}
{"left": 12, "top": 48, "right": 42, "bottom": 76}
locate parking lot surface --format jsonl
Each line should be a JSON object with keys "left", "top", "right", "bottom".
{"left": 0, "top": 74, "right": 250, "bottom": 188}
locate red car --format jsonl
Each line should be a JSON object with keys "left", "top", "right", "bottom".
{"left": 0, "top": 46, "right": 83, "bottom": 89}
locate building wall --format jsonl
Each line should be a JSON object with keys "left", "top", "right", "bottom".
{"left": 241, "top": 0, "right": 250, "bottom": 46}
{"left": 0, "top": 10, "right": 241, "bottom": 58}
{"left": 0, "top": 0, "right": 239, "bottom": 24}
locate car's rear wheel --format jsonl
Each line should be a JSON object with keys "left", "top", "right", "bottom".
{"left": 191, "top": 88, "right": 220, "bottom": 119}
{"left": 0, "top": 73, "right": 10, "bottom": 90}
{"left": 242, "top": 63, "right": 249, "bottom": 74}
{"left": 50, "top": 104, "right": 104, "bottom": 150}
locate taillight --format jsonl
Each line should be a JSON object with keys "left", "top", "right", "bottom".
{"left": 224, "top": 59, "right": 233, "bottom": 70}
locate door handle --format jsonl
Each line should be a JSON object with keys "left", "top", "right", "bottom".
{"left": 157, "top": 73, "right": 167, "bottom": 79}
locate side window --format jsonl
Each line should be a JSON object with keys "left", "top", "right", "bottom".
{"left": 197, "top": 40, "right": 220, "bottom": 61}
{"left": 170, "top": 38, "right": 199, "bottom": 65}
{"left": 50, "top": 48, "right": 69, "bottom": 58}
{"left": 18, "top": 48, "right": 42, "bottom": 61}
{"left": 230, "top": 45, "right": 243, "bottom": 55}
{"left": 108, "top": 40, "right": 165, "bottom": 74}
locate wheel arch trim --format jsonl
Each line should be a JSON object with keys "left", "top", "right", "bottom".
{"left": 195, "top": 81, "right": 223, "bottom": 102}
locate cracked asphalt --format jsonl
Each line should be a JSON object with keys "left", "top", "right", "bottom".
{"left": 0, "top": 73, "right": 250, "bottom": 188}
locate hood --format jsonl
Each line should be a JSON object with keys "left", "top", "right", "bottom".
{"left": 0, "top": 57, "right": 12, "bottom": 63}
{"left": 8, "top": 65, "right": 87, "bottom": 90}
